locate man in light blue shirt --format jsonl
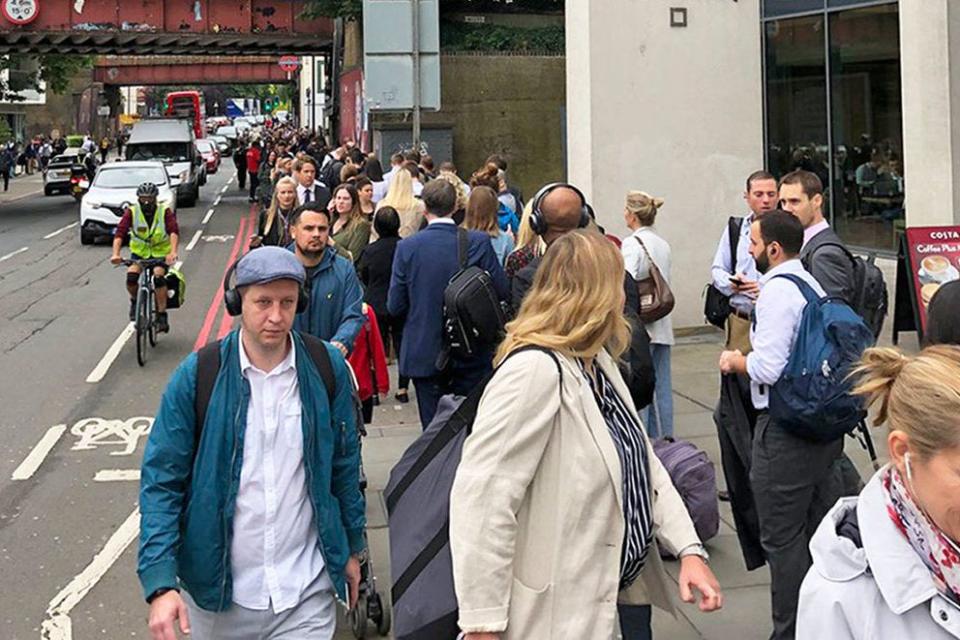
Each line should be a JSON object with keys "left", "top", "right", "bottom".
{"left": 718, "top": 210, "right": 843, "bottom": 640}
{"left": 709, "top": 170, "right": 778, "bottom": 572}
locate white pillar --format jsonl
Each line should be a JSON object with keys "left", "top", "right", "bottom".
{"left": 899, "top": 0, "right": 960, "bottom": 226}
{"left": 565, "top": 0, "right": 764, "bottom": 328}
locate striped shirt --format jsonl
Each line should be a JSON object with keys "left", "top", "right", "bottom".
{"left": 580, "top": 360, "right": 655, "bottom": 590}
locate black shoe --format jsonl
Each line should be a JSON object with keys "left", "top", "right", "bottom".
{"left": 156, "top": 312, "right": 169, "bottom": 333}
{"left": 718, "top": 490, "right": 732, "bottom": 503}
{"left": 395, "top": 390, "right": 409, "bottom": 404}
{"left": 128, "top": 299, "right": 136, "bottom": 321}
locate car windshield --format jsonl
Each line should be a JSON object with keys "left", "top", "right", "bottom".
{"left": 217, "top": 126, "right": 236, "bottom": 136}
{"left": 50, "top": 153, "right": 78, "bottom": 164}
{"left": 94, "top": 167, "right": 168, "bottom": 189}
{"left": 196, "top": 141, "right": 214, "bottom": 153}
{"left": 127, "top": 142, "right": 190, "bottom": 163}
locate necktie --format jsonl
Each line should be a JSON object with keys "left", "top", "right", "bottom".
{"left": 304, "top": 188, "right": 313, "bottom": 203}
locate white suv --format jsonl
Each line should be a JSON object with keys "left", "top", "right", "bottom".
{"left": 79, "top": 161, "right": 176, "bottom": 245}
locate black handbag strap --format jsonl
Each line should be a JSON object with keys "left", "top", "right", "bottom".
{"left": 457, "top": 226, "right": 468, "bottom": 270}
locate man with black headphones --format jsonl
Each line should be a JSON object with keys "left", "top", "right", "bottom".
{"left": 139, "top": 246, "right": 364, "bottom": 640}
{"left": 508, "top": 183, "right": 592, "bottom": 314}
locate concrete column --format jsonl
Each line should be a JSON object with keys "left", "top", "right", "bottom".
{"left": 565, "top": 0, "right": 764, "bottom": 328}
{"left": 900, "top": 0, "right": 960, "bottom": 226}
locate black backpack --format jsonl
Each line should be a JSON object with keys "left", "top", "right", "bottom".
{"left": 803, "top": 243, "right": 888, "bottom": 340}
{"left": 438, "top": 228, "right": 507, "bottom": 367}
{"left": 194, "top": 334, "right": 336, "bottom": 444}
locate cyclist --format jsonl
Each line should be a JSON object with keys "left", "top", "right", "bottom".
{"left": 110, "top": 182, "right": 179, "bottom": 333}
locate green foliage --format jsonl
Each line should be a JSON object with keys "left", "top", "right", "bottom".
{"left": 38, "top": 54, "right": 94, "bottom": 94}
{"left": 301, "top": 0, "right": 362, "bottom": 20}
{"left": 0, "top": 118, "right": 13, "bottom": 145}
{"left": 439, "top": 20, "right": 564, "bottom": 53}
{"left": 66, "top": 134, "right": 84, "bottom": 148}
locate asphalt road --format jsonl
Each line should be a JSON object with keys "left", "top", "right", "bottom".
{"left": 0, "top": 167, "right": 312, "bottom": 640}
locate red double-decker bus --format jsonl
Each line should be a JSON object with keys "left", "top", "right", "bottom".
{"left": 164, "top": 90, "right": 205, "bottom": 138}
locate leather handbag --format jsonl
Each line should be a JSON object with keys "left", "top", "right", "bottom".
{"left": 634, "top": 235, "right": 675, "bottom": 323}
{"left": 703, "top": 216, "right": 743, "bottom": 328}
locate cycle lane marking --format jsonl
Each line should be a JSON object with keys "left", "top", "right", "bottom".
{"left": 202, "top": 208, "right": 215, "bottom": 224}
{"left": 193, "top": 214, "right": 249, "bottom": 351}
{"left": 0, "top": 246, "right": 28, "bottom": 263}
{"left": 10, "top": 424, "right": 67, "bottom": 480}
{"left": 40, "top": 507, "right": 140, "bottom": 640}
{"left": 214, "top": 208, "right": 256, "bottom": 341}
{"left": 43, "top": 222, "right": 78, "bottom": 240}
{"left": 84, "top": 323, "right": 135, "bottom": 383}
{"left": 185, "top": 229, "right": 203, "bottom": 251}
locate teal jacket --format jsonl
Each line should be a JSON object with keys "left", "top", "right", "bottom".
{"left": 291, "top": 245, "right": 365, "bottom": 353}
{"left": 137, "top": 330, "right": 366, "bottom": 611}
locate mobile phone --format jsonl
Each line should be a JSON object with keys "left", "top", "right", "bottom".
{"left": 729, "top": 276, "right": 744, "bottom": 285}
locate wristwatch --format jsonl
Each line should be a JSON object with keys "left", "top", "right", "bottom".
{"left": 678, "top": 543, "right": 710, "bottom": 564}
{"left": 146, "top": 587, "right": 177, "bottom": 604}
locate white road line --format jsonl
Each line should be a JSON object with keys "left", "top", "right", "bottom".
{"left": 43, "top": 222, "right": 78, "bottom": 240}
{"left": 85, "top": 323, "right": 135, "bottom": 384}
{"left": 11, "top": 424, "right": 67, "bottom": 480}
{"left": 185, "top": 229, "right": 203, "bottom": 251}
{"left": 0, "top": 246, "right": 28, "bottom": 262}
{"left": 40, "top": 508, "right": 140, "bottom": 640}
{"left": 221, "top": 183, "right": 229, "bottom": 194}
{"left": 202, "top": 208, "right": 215, "bottom": 224}
{"left": 213, "top": 195, "right": 221, "bottom": 207}
{"left": 93, "top": 469, "right": 140, "bottom": 482}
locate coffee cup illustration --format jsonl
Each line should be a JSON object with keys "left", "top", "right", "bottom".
{"left": 921, "top": 255, "right": 952, "bottom": 282}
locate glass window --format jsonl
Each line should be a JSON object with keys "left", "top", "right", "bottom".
{"left": 95, "top": 167, "right": 168, "bottom": 189}
{"left": 765, "top": 16, "right": 829, "bottom": 191}
{"left": 828, "top": 0, "right": 896, "bottom": 8}
{"left": 829, "top": 4, "right": 903, "bottom": 251}
{"left": 764, "top": 0, "right": 824, "bottom": 18}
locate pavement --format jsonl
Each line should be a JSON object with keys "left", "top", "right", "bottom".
{"left": 0, "top": 171, "right": 45, "bottom": 205}
{"left": 0, "top": 170, "right": 912, "bottom": 640}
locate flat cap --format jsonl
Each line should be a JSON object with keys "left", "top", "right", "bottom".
{"left": 235, "top": 247, "right": 305, "bottom": 287}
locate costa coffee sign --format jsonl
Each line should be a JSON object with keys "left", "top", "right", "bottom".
{"left": 2, "top": 0, "right": 39, "bottom": 25}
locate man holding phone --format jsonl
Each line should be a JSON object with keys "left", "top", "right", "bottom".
{"left": 708, "top": 170, "right": 778, "bottom": 572}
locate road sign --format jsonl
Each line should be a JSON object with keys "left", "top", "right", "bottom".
{"left": 278, "top": 55, "right": 300, "bottom": 72}
{"left": 2, "top": 0, "right": 40, "bottom": 25}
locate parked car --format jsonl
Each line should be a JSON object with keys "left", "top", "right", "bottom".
{"left": 79, "top": 161, "right": 175, "bottom": 245}
{"left": 44, "top": 149, "right": 81, "bottom": 195}
{"left": 195, "top": 138, "right": 220, "bottom": 174}
{"left": 210, "top": 135, "right": 231, "bottom": 154}
{"left": 216, "top": 125, "right": 238, "bottom": 142}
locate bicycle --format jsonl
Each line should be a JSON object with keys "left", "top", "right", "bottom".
{"left": 120, "top": 258, "right": 168, "bottom": 367}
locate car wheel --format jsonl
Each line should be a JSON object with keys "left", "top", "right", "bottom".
{"left": 80, "top": 228, "right": 94, "bottom": 245}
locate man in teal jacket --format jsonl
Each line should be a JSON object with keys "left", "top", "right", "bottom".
{"left": 288, "top": 203, "right": 365, "bottom": 357}
{"left": 138, "top": 247, "right": 365, "bottom": 640}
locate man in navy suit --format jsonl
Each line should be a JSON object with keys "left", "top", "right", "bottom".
{"left": 387, "top": 179, "right": 509, "bottom": 428}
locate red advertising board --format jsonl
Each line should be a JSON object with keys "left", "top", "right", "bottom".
{"left": 904, "top": 226, "right": 960, "bottom": 332}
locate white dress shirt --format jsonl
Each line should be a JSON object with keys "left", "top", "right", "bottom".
{"left": 746, "top": 259, "right": 826, "bottom": 409}
{"left": 297, "top": 181, "right": 323, "bottom": 206}
{"left": 621, "top": 226, "right": 675, "bottom": 346}
{"left": 231, "top": 333, "right": 325, "bottom": 612}
{"left": 710, "top": 214, "right": 760, "bottom": 315}
{"left": 803, "top": 219, "right": 831, "bottom": 247}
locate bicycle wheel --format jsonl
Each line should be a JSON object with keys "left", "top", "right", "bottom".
{"left": 136, "top": 285, "right": 149, "bottom": 366}
{"left": 147, "top": 287, "right": 158, "bottom": 348}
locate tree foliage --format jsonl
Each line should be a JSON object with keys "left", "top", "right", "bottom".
{"left": 301, "top": 0, "right": 561, "bottom": 20}
{"left": 0, "top": 54, "right": 93, "bottom": 101}
{"left": 301, "top": 0, "right": 361, "bottom": 21}
{"left": 440, "top": 20, "right": 563, "bottom": 53}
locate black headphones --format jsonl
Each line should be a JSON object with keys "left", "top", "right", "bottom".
{"left": 529, "top": 182, "right": 591, "bottom": 236}
{"left": 222, "top": 257, "right": 310, "bottom": 317}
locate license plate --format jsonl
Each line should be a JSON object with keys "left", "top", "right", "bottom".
{"left": 78, "top": 180, "right": 89, "bottom": 189}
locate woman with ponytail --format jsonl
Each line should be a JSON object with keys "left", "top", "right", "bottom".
{"left": 798, "top": 345, "right": 960, "bottom": 639}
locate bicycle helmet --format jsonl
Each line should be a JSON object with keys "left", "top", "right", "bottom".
{"left": 136, "top": 182, "right": 159, "bottom": 198}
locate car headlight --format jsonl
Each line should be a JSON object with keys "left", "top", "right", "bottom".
{"left": 87, "top": 200, "right": 102, "bottom": 209}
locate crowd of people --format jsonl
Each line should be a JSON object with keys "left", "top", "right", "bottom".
{"left": 132, "top": 119, "right": 960, "bottom": 640}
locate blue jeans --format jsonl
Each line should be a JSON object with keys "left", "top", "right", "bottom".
{"left": 618, "top": 604, "right": 653, "bottom": 639}
{"left": 641, "top": 344, "right": 673, "bottom": 439}
{"left": 411, "top": 356, "right": 492, "bottom": 429}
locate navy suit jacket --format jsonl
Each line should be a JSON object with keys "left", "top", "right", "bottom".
{"left": 387, "top": 221, "right": 509, "bottom": 379}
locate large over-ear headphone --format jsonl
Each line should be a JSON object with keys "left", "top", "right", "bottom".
{"left": 529, "top": 182, "right": 591, "bottom": 236}
{"left": 222, "top": 258, "right": 310, "bottom": 317}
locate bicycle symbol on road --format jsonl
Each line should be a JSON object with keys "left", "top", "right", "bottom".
{"left": 70, "top": 416, "right": 154, "bottom": 456}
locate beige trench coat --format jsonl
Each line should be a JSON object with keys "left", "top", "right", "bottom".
{"left": 450, "top": 348, "right": 701, "bottom": 639}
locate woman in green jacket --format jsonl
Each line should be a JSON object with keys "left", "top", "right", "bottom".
{"left": 331, "top": 183, "right": 372, "bottom": 264}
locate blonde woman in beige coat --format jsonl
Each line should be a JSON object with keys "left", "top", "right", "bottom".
{"left": 450, "top": 230, "right": 722, "bottom": 640}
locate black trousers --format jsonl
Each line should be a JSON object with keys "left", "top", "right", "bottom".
{"left": 248, "top": 171, "right": 259, "bottom": 200}
{"left": 236, "top": 165, "right": 246, "bottom": 189}
{"left": 714, "top": 372, "right": 766, "bottom": 571}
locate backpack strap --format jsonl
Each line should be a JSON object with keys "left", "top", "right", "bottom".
{"left": 193, "top": 334, "right": 336, "bottom": 452}
{"left": 456, "top": 226, "right": 469, "bottom": 270}
{"left": 803, "top": 239, "right": 856, "bottom": 272}
{"left": 194, "top": 340, "right": 222, "bottom": 451}
{"left": 771, "top": 273, "right": 821, "bottom": 305}
{"left": 728, "top": 216, "right": 743, "bottom": 274}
